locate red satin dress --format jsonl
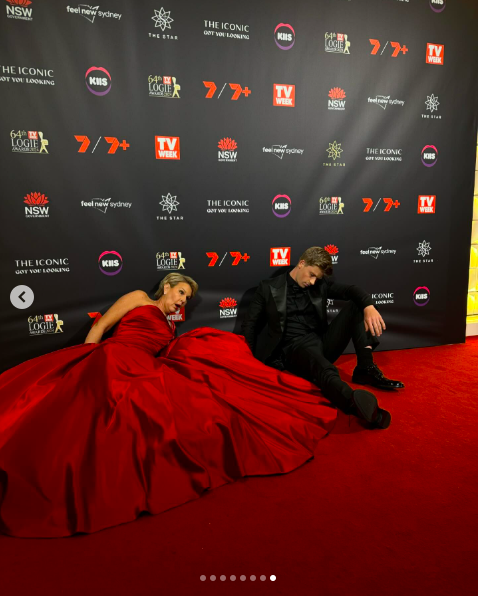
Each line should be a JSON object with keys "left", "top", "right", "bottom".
{"left": 0, "top": 305, "right": 336, "bottom": 537}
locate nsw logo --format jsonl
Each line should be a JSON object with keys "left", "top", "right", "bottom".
{"left": 324, "top": 244, "right": 339, "bottom": 263}
{"left": 98, "top": 250, "right": 122, "bottom": 275}
{"left": 272, "top": 194, "right": 291, "bottom": 218}
{"left": 24, "top": 191, "right": 49, "bottom": 218}
{"left": 219, "top": 297, "right": 238, "bottom": 319}
{"left": 85, "top": 66, "right": 111, "bottom": 95}
{"left": 218, "top": 137, "right": 237, "bottom": 162}
{"left": 274, "top": 23, "right": 295, "bottom": 50}
{"left": 328, "top": 87, "right": 346, "bottom": 111}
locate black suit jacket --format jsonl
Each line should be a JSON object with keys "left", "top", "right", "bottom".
{"left": 241, "top": 270, "right": 373, "bottom": 363}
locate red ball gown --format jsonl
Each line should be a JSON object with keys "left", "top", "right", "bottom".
{"left": 0, "top": 305, "right": 336, "bottom": 537}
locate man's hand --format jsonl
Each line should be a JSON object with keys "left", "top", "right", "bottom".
{"left": 363, "top": 305, "right": 386, "bottom": 337}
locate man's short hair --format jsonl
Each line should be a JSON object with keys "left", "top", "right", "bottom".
{"left": 298, "top": 247, "right": 333, "bottom": 275}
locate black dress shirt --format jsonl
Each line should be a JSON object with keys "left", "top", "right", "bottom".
{"left": 283, "top": 273, "right": 319, "bottom": 346}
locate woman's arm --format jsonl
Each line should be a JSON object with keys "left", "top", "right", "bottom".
{"left": 84, "top": 290, "right": 151, "bottom": 344}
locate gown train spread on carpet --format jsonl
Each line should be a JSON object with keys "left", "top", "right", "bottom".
{"left": 0, "top": 305, "right": 336, "bottom": 537}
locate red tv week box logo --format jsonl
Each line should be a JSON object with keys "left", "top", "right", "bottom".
{"left": 273, "top": 84, "right": 295, "bottom": 107}
{"left": 426, "top": 43, "right": 444, "bottom": 65}
{"left": 155, "top": 136, "right": 180, "bottom": 159}
{"left": 418, "top": 195, "right": 436, "bottom": 214}
{"left": 168, "top": 307, "right": 185, "bottom": 322}
{"left": 270, "top": 247, "right": 291, "bottom": 266}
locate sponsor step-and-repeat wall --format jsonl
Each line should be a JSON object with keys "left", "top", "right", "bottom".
{"left": 0, "top": 0, "right": 477, "bottom": 371}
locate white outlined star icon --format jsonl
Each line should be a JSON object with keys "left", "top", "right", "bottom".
{"left": 417, "top": 240, "right": 431, "bottom": 258}
{"left": 159, "top": 193, "right": 179, "bottom": 214}
{"left": 327, "top": 140, "right": 343, "bottom": 161}
{"left": 425, "top": 94, "right": 440, "bottom": 112}
{"left": 152, "top": 8, "right": 174, "bottom": 31}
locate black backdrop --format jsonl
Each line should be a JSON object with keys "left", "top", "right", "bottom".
{"left": 1, "top": 0, "right": 477, "bottom": 372}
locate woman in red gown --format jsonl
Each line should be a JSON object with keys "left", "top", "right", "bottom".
{"left": 0, "top": 274, "right": 336, "bottom": 538}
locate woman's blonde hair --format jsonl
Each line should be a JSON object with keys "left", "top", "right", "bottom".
{"left": 154, "top": 273, "right": 199, "bottom": 299}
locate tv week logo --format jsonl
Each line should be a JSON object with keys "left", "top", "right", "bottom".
{"left": 270, "top": 247, "right": 290, "bottom": 266}
{"left": 426, "top": 44, "right": 444, "bottom": 65}
{"left": 273, "top": 84, "right": 295, "bottom": 107}
{"left": 418, "top": 196, "right": 436, "bottom": 214}
{"left": 155, "top": 136, "right": 180, "bottom": 159}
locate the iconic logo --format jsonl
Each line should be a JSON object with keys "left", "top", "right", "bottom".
{"left": 98, "top": 250, "right": 122, "bottom": 275}
{"left": 324, "top": 141, "right": 344, "bottom": 167}
{"left": 75, "top": 135, "right": 129, "bottom": 154}
{"left": 24, "top": 192, "right": 49, "bottom": 218}
{"left": 66, "top": 5, "right": 122, "bottom": 22}
{"left": 319, "top": 196, "right": 344, "bottom": 215}
{"left": 11, "top": 130, "right": 48, "bottom": 154}
{"left": 14, "top": 258, "right": 69, "bottom": 275}
{"left": 369, "top": 39, "right": 408, "bottom": 57}
{"left": 156, "top": 251, "right": 185, "bottom": 270}
{"left": 206, "top": 199, "right": 249, "bottom": 214}
{"left": 274, "top": 23, "right": 295, "bottom": 50}
{"left": 371, "top": 292, "right": 395, "bottom": 305}
{"left": 415, "top": 241, "right": 433, "bottom": 264}
{"left": 368, "top": 95, "right": 405, "bottom": 109}
{"left": 328, "top": 87, "right": 346, "bottom": 111}
{"left": 366, "top": 147, "right": 402, "bottom": 162}
{"left": 85, "top": 66, "right": 111, "bottom": 96}
{"left": 324, "top": 244, "right": 339, "bottom": 264}
{"left": 270, "top": 247, "right": 290, "bottom": 267}
{"left": 273, "top": 84, "right": 295, "bottom": 107}
{"left": 262, "top": 144, "right": 304, "bottom": 159}
{"left": 413, "top": 287, "right": 430, "bottom": 306}
{"left": 360, "top": 247, "right": 397, "bottom": 259}
{"left": 218, "top": 137, "right": 237, "bottom": 162}
{"left": 272, "top": 194, "right": 291, "bottom": 218}
{"left": 28, "top": 313, "right": 64, "bottom": 336}
{"left": 362, "top": 197, "right": 400, "bottom": 212}
{"left": 429, "top": 0, "right": 446, "bottom": 12}
{"left": 203, "top": 19, "right": 249, "bottom": 40}
{"left": 219, "top": 297, "right": 238, "bottom": 319}
{"left": 155, "top": 136, "right": 180, "bottom": 159}
{"left": 426, "top": 43, "right": 444, "bottom": 65}
{"left": 152, "top": 7, "right": 173, "bottom": 31}
{"left": 203, "top": 81, "right": 251, "bottom": 100}
{"left": 207, "top": 252, "right": 250, "bottom": 267}
{"left": 418, "top": 195, "right": 436, "bottom": 214}
{"left": 325, "top": 32, "right": 351, "bottom": 54}
{"left": 148, "top": 75, "right": 180, "bottom": 98}
{"left": 0, "top": 65, "right": 54, "bottom": 85}
{"left": 421, "top": 145, "right": 437, "bottom": 167}
{"left": 81, "top": 198, "right": 132, "bottom": 213}
{"left": 5, "top": 0, "right": 33, "bottom": 21}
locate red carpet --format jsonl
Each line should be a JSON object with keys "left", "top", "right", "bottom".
{"left": 1, "top": 338, "right": 477, "bottom": 596}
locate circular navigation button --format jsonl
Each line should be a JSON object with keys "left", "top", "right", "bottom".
{"left": 10, "top": 285, "right": 34, "bottom": 309}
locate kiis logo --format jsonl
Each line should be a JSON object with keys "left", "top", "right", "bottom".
{"left": 28, "top": 313, "right": 64, "bottom": 336}
{"left": 218, "top": 137, "right": 237, "bottom": 162}
{"left": 324, "top": 244, "right": 339, "bottom": 264}
{"left": 421, "top": 145, "right": 437, "bottom": 167}
{"left": 219, "top": 297, "right": 238, "bottom": 319}
{"left": 85, "top": 66, "right": 111, "bottom": 95}
{"left": 414, "top": 286, "right": 430, "bottom": 306}
{"left": 274, "top": 23, "right": 295, "bottom": 50}
{"left": 5, "top": 0, "right": 33, "bottom": 21}
{"left": 325, "top": 32, "right": 351, "bottom": 54}
{"left": 272, "top": 194, "right": 291, "bottom": 218}
{"left": 24, "top": 192, "right": 49, "bottom": 218}
{"left": 155, "top": 136, "right": 180, "bottom": 159}
{"left": 328, "top": 87, "right": 346, "bottom": 111}
{"left": 426, "top": 43, "right": 444, "bottom": 65}
{"left": 98, "top": 250, "right": 122, "bottom": 275}
{"left": 270, "top": 247, "right": 290, "bottom": 267}
{"left": 430, "top": 0, "right": 446, "bottom": 12}
{"left": 11, "top": 130, "right": 48, "bottom": 154}
{"left": 273, "top": 84, "right": 295, "bottom": 107}
{"left": 418, "top": 195, "right": 436, "bottom": 214}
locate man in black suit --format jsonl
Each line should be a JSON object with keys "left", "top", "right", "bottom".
{"left": 242, "top": 246, "right": 404, "bottom": 429}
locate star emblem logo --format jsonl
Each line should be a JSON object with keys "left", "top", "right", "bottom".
{"left": 425, "top": 93, "right": 440, "bottom": 113}
{"left": 152, "top": 8, "right": 174, "bottom": 32}
{"left": 417, "top": 240, "right": 431, "bottom": 258}
{"left": 327, "top": 140, "right": 343, "bottom": 161}
{"left": 159, "top": 193, "right": 179, "bottom": 214}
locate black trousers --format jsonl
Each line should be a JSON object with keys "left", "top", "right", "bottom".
{"left": 282, "top": 301, "right": 379, "bottom": 412}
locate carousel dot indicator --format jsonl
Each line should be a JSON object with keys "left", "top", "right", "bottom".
{"left": 260, "top": 575, "right": 267, "bottom": 581}
{"left": 210, "top": 575, "right": 216, "bottom": 581}
{"left": 240, "top": 575, "right": 246, "bottom": 581}
{"left": 230, "top": 575, "right": 236, "bottom": 581}
{"left": 250, "top": 575, "right": 256, "bottom": 581}
{"left": 270, "top": 575, "right": 277, "bottom": 581}
{"left": 220, "top": 575, "right": 226, "bottom": 581}
{"left": 200, "top": 575, "right": 206, "bottom": 581}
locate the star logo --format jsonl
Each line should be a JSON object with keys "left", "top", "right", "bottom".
{"left": 425, "top": 93, "right": 440, "bottom": 112}
{"left": 159, "top": 193, "right": 179, "bottom": 214}
{"left": 152, "top": 7, "right": 173, "bottom": 31}
{"left": 327, "top": 140, "right": 343, "bottom": 161}
{"left": 417, "top": 240, "right": 432, "bottom": 258}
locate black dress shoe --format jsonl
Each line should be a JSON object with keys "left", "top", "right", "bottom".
{"left": 352, "top": 363, "right": 405, "bottom": 390}
{"left": 351, "top": 389, "right": 392, "bottom": 430}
